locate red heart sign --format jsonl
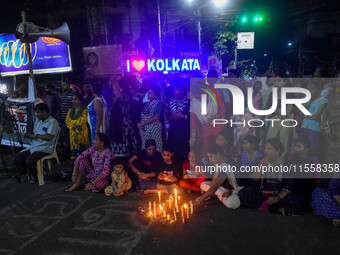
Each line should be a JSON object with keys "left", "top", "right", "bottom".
{"left": 132, "top": 60, "right": 145, "bottom": 71}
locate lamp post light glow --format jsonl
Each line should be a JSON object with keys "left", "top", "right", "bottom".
{"left": 213, "top": 0, "right": 227, "bottom": 7}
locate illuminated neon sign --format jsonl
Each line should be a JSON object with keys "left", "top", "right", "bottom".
{"left": 126, "top": 58, "right": 201, "bottom": 72}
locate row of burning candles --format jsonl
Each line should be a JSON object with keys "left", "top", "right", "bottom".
{"left": 148, "top": 189, "right": 194, "bottom": 223}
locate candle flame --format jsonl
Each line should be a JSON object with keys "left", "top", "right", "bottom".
{"left": 167, "top": 214, "right": 170, "bottom": 220}
{"left": 159, "top": 204, "right": 163, "bottom": 210}
{"left": 170, "top": 196, "right": 173, "bottom": 200}
{"left": 149, "top": 211, "right": 153, "bottom": 216}
{"left": 184, "top": 204, "right": 187, "bottom": 209}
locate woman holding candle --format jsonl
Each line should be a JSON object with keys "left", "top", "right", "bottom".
{"left": 65, "top": 133, "right": 114, "bottom": 192}
{"left": 143, "top": 144, "right": 182, "bottom": 195}
{"left": 127, "top": 139, "right": 162, "bottom": 192}
{"left": 179, "top": 150, "right": 207, "bottom": 193}
{"left": 196, "top": 144, "right": 241, "bottom": 209}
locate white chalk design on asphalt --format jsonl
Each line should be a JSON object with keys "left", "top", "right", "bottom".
{"left": 63, "top": 203, "right": 150, "bottom": 255}
{"left": 0, "top": 193, "right": 149, "bottom": 255}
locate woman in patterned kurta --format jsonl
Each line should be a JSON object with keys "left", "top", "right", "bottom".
{"left": 167, "top": 83, "right": 190, "bottom": 160}
{"left": 110, "top": 78, "right": 137, "bottom": 157}
{"left": 65, "top": 92, "right": 90, "bottom": 159}
{"left": 138, "top": 86, "right": 163, "bottom": 152}
{"left": 311, "top": 173, "right": 340, "bottom": 226}
{"left": 65, "top": 133, "right": 114, "bottom": 192}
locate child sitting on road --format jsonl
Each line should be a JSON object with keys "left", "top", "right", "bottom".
{"left": 105, "top": 159, "right": 132, "bottom": 196}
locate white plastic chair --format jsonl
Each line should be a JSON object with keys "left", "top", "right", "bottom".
{"left": 36, "top": 129, "right": 60, "bottom": 186}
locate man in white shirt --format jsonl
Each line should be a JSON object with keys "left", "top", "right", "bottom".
{"left": 14, "top": 103, "right": 60, "bottom": 183}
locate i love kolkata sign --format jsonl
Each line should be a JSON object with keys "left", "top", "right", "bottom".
{"left": 126, "top": 58, "right": 201, "bottom": 72}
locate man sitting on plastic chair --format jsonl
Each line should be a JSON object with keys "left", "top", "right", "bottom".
{"left": 14, "top": 103, "right": 60, "bottom": 183}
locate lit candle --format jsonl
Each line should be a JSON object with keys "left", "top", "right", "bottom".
{"left": 149, "top": 210, "right": 153, "bottom": 218}
{"left": 174, "top": 189, "right": 179, "bottom": 212}
{"left": 190, "top": 201, "right": 194, "bottom": 215}
{"left": 167, "top": 214, "right": 170, "bottom": 221}
{"left": 169, "top": 196, "right": 173, "bottom": 209}
{"left": 149, "top": 201, "right": 152, "bottom": 213}
{"left": 184, "top": 203, "right": 189, "bottom": 219}
{"left": 173, "top": 208, "right": 177, "bottom": 221}
{"left": 181, "top": 205, "right": 185, "bottom": 223}
{"left": 162, "top": 203, "right": 166, "bottom": 217}
{"left": 153, "top": 201, "right": 157, "bottom": 218}
{"left": 186, "top": 204, "right": 190, "bottom": 219}
{"left": 158, "top": 191, "right": 161, "bottom": 204}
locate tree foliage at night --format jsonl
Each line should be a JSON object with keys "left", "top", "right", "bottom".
{"left": 214, "top": 21, "right": 237, "bottom": 58}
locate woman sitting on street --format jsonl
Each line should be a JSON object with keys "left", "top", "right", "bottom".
{"left": 238, "top": 138, "right": 301, "bottom": 216}
{"left": 65, "top": 133, "right": 114, "bottom": 192}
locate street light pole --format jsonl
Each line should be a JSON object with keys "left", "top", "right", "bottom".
{"left": 21, "top": 11, "right": 36, "bottom": 97}
{"left": 102, "top": 0, "right": 109, "bottom": 45}
{"left": 157, "top": 0, "right": 163, "bottom": 58}
{"left": 298, "top": 46, "right": 302, "bottom": 77}
{"left": 197, "top": 8, "right": 201, "bottom": 55}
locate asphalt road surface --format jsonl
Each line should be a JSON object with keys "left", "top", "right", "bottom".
{"left": 0, "top": 165, "right": 339, "bottom": 255}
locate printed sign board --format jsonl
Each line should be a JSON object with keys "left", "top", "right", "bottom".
{"left": 237, "top": 32, "right": 255, "bottom": 49}
{"left": 0, "top": 34, "right": 72, "bottom": 76}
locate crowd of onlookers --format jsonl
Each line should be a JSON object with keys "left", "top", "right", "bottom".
{"left": 12, "top": 62, "right": 340, "bottom": 226}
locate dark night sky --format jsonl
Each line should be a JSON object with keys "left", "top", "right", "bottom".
{"left": 0, "top": 0, "right": 338, "bottom": 80}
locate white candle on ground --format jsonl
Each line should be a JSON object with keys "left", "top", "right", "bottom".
{"left": 174, "top": 189, "right": 179, "bottom": 212}
{"left": 169, "top": 196, "right": 173, "bottom": 209}
{"left": 158, "top": 191, "right": 161, "bottom": 204}
{"left": 153, "top": 201, "right": 157, "bottom": 218}
{"left": 162, "top": 203, "right": 166, "bottom": 217}
{"left": 173, "top": 208, "right": 177, "bottom": 221}
{"left": 149, "top": 201, "right": 152, "bottom": 213}
{"left": 181, "top": 206, "right": 185, "bottom": 223}
{"left": 184, "top": 204, "right": 189, "bottom": 219}
{"left": 190, "top": 201, "right": 194, "bottom": 215}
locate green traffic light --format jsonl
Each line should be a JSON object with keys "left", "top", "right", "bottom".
{"left": 242, "top": 17, "right": 247, "bottom": 22}
{"left": 253, "top": 16, "right": 263, "bottom": 22}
